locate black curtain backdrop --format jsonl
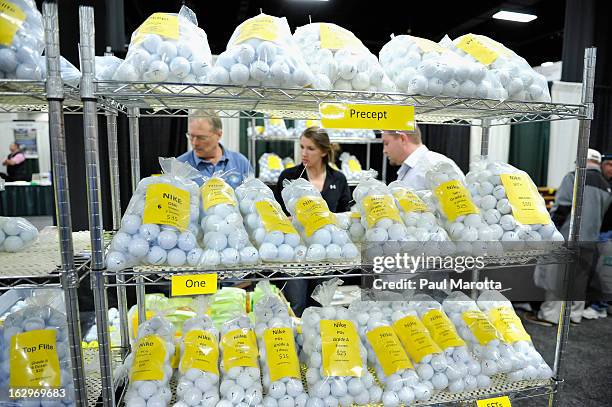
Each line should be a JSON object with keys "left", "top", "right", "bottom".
{"left": 508, "top": 122, "right": 550, "bottom": 186}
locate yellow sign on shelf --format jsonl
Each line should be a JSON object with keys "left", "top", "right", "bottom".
{"left": 477, "top": 395, "right": 512, "bottom": 407}
{"left": 171, "top": 274, "right": 218, "bottom": 296}
{"left": 320, "top": 103, "right": 415, "bottom": 131}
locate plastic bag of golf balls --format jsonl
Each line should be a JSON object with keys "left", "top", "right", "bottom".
{"left": 349, "top": 300, "right": 433, "bottom": 404}
{"left": 345, "top": 211, "right": 365, "bottom": 243}
{"left": 465, "top": 157, "right": 563, "bottom": 250}
{"left": 339, "top": 152, "right": 363, "bottom": 182}
{"left": 252, "top": 281, "right": 307, "bottom": 406}
{"left": 258, "top": 153, "right": 283, "bottom": 183}
{"left": 290, "top": 119, "right": 321, "bottom": 138}
{"left": 0, "top": 291, "right": 76, "bottom": 406}
{"left": 476, "top": 290, "right": 552, "bottom": 380}
{"left": 263, "top": 117, "right": 289, "bottom": 138}
{"left": 105, "top": 158, "right": 202, "bottom": 272}
{"left": 36, "top": 55, "right": 81, "bottom": 86}
{"left": 95, "top": 55, "right": 124, "bottom": 80}
{"left": 379, "top": 34, "right": 505, "bottom": 99}
{"left": 210, "top": 13, "right": 314, "bottom": 88}
{"left": 442, "top": 291, "right": 528, "bottom": 381}
{"left": 394, "top": 296, "right": 493, "bottom": 393}
{"left": 444, "top": 34, "right": 551, "bottom": 102}
{"left": 281, "top": 178, "right": 358, "bottom": 262}
{"left": 235, "top": 177, "right": 306, "bottom": 262}
{"left": 300, "top": 279, "right": 382, "bottom": 406}
{"left": 112, "top": 6, "right": 212, "bottom": 83}
{"left": 0, "top": 0, "right": 44, "bottom": 80}
{"left": 0, "top": 216, "right": 38, "bottom": 252}
{"left": 174, "top": 296, "right": 221, "bottom": 407}
{"left": 218, "top": 312, "right": 263, "bottom": 406}
{"left": 294, "top": 22, "right": 396, "bottom": 92}
{"left": 282, "top": 157, "right": 295, "bottom": 169}
{"left": 123, "top": 315, "right": 176, "bottom": 407}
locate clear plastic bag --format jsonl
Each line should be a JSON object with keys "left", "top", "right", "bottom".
{"left": 0, "top": 216, "right": 38, "bottom": 252}
{"left": 95, "top": 55, "right": 123, "bottom": 80}
{"left": 253, "top": 282, "right": 307, "bottom": 406}
{"left": 235, "top": 177, "right": 305, "bottom": 262}
{"left": 300, "top": 279, "right": 382, "bottom": 406}
{"left": 105, "top": 158, "right": 202, "bottom": 272}
{"left": 379, "top": 34, "right": 505, "bottom": 99}
{"left": 0, "top": 0, "right": 44, "bottom": 79}
{"left": 210, "top": 13, "right": 314, "bottom": 88}
{"left": 282, "top": 178, "right": 358, "bottom": 262}
{"left": 282, "top": 157, "right": 296, "bottom": 169}
{"left": 37, "top": 55, "right": 81, "bottom": 86}
{"left": 218, "top": 312, "right": 263, "bottom": 406}
{"left": 263, "top": 117, "right": 289, "bottom": 138}
{"left": 257, "top": 153, "right": 283, "bottom": 184}
{"left": 198, "top": 173, "right": 259, "bottom": 267}
{"left": 175, "top": 296, "right": 221, "bottom": 407}
{"left": 349, "top": 299, "right": 432, "bottom": 404}
{"left": 0, "top": 291, "right": 76, "bottom": 406}
{"left": 112, "top": 6, "right": 212, "bottom": 83}
{"left": 339, "top": 152, "right": 363, "bottom": 182}
{"left": 444, "top": 34, "right": 551, "bottom": 102}
{"left": 293, "top": 22, "right": 395, "bottom": 92}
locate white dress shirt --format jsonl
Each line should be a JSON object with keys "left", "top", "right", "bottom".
{"left": 396, "top": 145, "right": 464, "bottom": 190}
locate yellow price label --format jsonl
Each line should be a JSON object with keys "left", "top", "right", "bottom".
{"left": 456, "top": 34, "right": 510, "bottom": 66}
{"left": 130, "top": 335, "right": 166, "bottom": 382}
{"left": 393, "top": 315, "right": 442, "bottom": 363}
{"left": 488, "top": 306, "right": 531, "bottom": 344}
{"left": 202, "top": 178, "right": 237, "bottom": 211}
{"left": 143, "top": 183, "right": 190, "bottom": 231}
{"left": 255, "top": 201, "right": 298, "bottom": 234}
{"left": 321, "top": 320, "right": 363, "bottom": 377}
{"left": 434, "top": 180, "right": 479, "bottom": 221}
{"left": 462, "top": 310, "right": 499, "bottom": 346}
{"left": 131, "top": 310, "right": 154, "bottom": 338}
{"left": 411, "top": 36, "right": 446, "bottom": 54}
{"left": 320, "top": 103, "right": 415, "bottom": 131}
{"left": 421, "top": 310, "right": 466, "bottom": 350}
{"left": 235, "top": 14, "right": 278, "bottom": 44}
{"left": 180, "top": 329, "right": 219, "bottom": 375}
{"left": 268, "top": 155, "right": 282, "bottom": 170}
{"left": 171, "top": 274, "right": 218, "bottom": 297}
{"left": 295, "top": 196, "right": 336, "bottom": 237}
{"left": 133, "top": 13, "right": 179, "bottom": 44}
{"left": 477, "top": 395, "right": 512, "bottom": 407}
{"left": 500, "top": 173, "right": 550, "bottom": 225}
{"left": 348, "top": 159, "right": 362, "bottom": 172}
{"left": 10, "top": 329, "right": 61, "bottom": 388}
{"left": 221, "top": 329, "right": 258, "bottom": 370}
{"left": 362, "top": 195, "right": 402, "bottom": 228}
{"left": 366, "top": 326, "right": 413, "bottom": 376}
{"left": 320, "top": 23, "right": 363, "bottom": 51}
{"left": 0, "top": 0, "right": 25, "bottom": 47}
{"left": 263, "top": 327, "right": 300, "bottom": 382}
{"left": 393, "top": 189, "right": 429, "bottom": 213}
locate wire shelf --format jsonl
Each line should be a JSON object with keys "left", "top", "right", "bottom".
{"left": 249, "top": 134, "right": 382, "bottom": 144}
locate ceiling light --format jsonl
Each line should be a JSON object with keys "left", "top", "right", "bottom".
{"left": 493, "top": 10, "right": 537, "bottom": 23}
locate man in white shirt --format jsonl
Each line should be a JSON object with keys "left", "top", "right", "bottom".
{"left": 382, "top": 125, "right": 464, "bottom": 190}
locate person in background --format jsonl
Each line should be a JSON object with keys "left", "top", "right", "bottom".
{"left": 1, "top": 143, "right": 28, "bottom": 182}
{"left": 177, "top": 109, "right": 252, "bottom": 188}
{"left": 381, "top": 125, "right": 464, "bottom": 189}
{"left": 601, "top": 155, "right": 612, "bottom": 234}
{"left": 275, "top": 127, "right": 352, "bottom": 315}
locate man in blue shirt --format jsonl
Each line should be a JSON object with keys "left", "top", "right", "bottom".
{"left": 177, "top": 109, "right": 252, "bottom": 188}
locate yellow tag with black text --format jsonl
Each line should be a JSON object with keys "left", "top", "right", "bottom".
{"left": 172, "top": 274, "right": 218, "bottom": 297}
{"left": 393, "top": 189, "right": 429, "bottom": 213}
{"left": 10, "top": 329, "right": 61, "bottom": 388}
{"left": 202, "top": 178, "right": 236, "bottom": 211}
{"left": 264, "top": 328, "right": 300, "bottom": 382}
{"left": 0, "top": 1, "right": 25, "bottom": 47}
{"left": 143, "top": 183, "right": 190, "bottom": 231}
{"left": 421, "top": 310, "right": 466, "bottom": 350}
{"left": 456, "top": 34, "right": 510, "bottom": 66}
{"left": 393, "top": 315, "right": 442, "bottom": 363}
{"left": 255, "top": 201, "right": 298, "bottom": 234}
{"left": 488, "top": 306, "right": 531, "bottom": 344}
{"left": 477, "top": 395, "right": 512, "bottom": 407}
{"left": 462, "top": 310, "right": 499, "bottom": 346}
{"left": 500, "top": 173, "right": 550, "bottom": 225}
{"left": 235, "top": 14, "right": 278, "bottom": 44}
{"left": 133, "top": 13, "right": 179, "bottom": 44}
{"left": 221, "top": 329, "right": 258, "bottom": 370}
{"left": 362, "top": 195, "right": 402, "bottom": 228}
{"left": 180, "top": 329, "right": 219, "bottom": 375}
{"left": 321, "top": 320, "right": 362, "bottom": 377}
{"left": 366, "top": 326, "right": 413, "bottom": 376}
{"left": 434, "top": 180, "right": 479, "bottom": 221}
{"left": 295, "top": 196, "right": 336, "bottom": 237}
{"left": 320, "top": 23, "right": 363, "bottom": 51}
{"left": 130, "top": 335, "right": 166, "bottom": 381}
{"left": 320, "top": 103, "right": 415, "bottom": 131}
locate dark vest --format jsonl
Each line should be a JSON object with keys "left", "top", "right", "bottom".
{"left": 7, "top": 151, "right": 27, "bottom": 181}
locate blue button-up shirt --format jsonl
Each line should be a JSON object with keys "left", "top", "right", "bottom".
{"left": 177, "top": 145, "right": 253, "bottom": 189}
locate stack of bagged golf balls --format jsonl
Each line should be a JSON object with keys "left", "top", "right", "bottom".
{"left": 395, "top": 297, "right": 493, "bottom": 392}
{"left": 282, "top": 178, "right": 359, "bottom": 262}
{"left": 105, "top": 160, "right": 202, "bottom": 272}
{"left": 198, "top": 176, "right": 259, "bottom": 267}
{"left": 339, "top": 153, "right": 364, "bottom": 182}
{"left": 263, "top": 118, "right": 289, "bottom": 138}
{"left": 444, "top": 34, "right": 551, "bottom": 102}
{"left": 258, "top": 153, "right": 284, "bottom": 184}
{"left": 235, "top": 178, "right": 306, "bottom": 262}
{"left": 210, "top": 13, "right": 314, "bottom": 88}
{"left": 300, "top": 279, "right": 383, "bottom": 406}
{"left": 442, "top": 291, "right": 527, "bottom": 381}
{"left": 465, "top": 158, "right": 563, "bottom": 251}
{"left": 112, "top": 6, "right": 212, "bottom": 83}
{"left": 0, "top": 0, "right": 44, "bottom": 80}
{"left": 174, "top": 298, "right": 221, "bottom": 407}
{"left": 379, "top": 34, "right": 504, "bottom": 99}
{"left": 349, "top": 300, "right": 433, "bottom": 404}
{"left": 123, "top": 316, "right": 175, "bottom": 407}
{"left": 253, "top": 282, "right": 307, "bottom": 407}
{"left": 294, "top": 22, "right": 396, "bottom": 92}
{"left": 0, "top": 297, "right": 76, "bottom": 406}
{"left": 0, "top": 216, "right": 38, "bottom": 252}
{"left": 218, "top": 313, "right": 264, "bottom": 406}
{"left": 476, "top": 290, "right": 553, "bottom": 380}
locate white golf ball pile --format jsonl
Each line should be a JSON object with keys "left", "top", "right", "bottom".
{"left": 105, "top": 174, "right": 202, "bottom": 272}
{"left": 1, "top": 304, "right": 76, "bottom": 406}
{"left": 199, "top": 177, "right": 259, "bottom": 267}
{"left": 124, "top": 317, "right": 175, "bottom": 407}
{"left": 211, "top": 14, "right": 314, "bottom": 88}
{"left": 476, "top": 290, "right": 552, "bottom": 380}
{"left": 0, "top": 216, "right": 38, "bottom": 252}
{"left": 446, "top": 34, "right": 551, "bottom": 102}
{"left": 294, "top": 22, "right": 396, "bottom": 92}
{"left": 258, "top": 153, "right": 283, "bottom": 184}
{"left": 465, "top": 160, "right": 564, "bottom": 251}
{"left": 0, "top": 0, "right": 44, "bottom": 80}
{"left": 379, "top": 34, "right": 504, "bottom": 99}
{"left": 112, "top": 7, "right": 212, "bottom": 83}
{"left": 339, "top": 153, "right": 364, "bottom": 182}
{"left": 349, "top": 301, "right": 433, "bottom": 404}
{"left": 236, "top": 178, "right": 306, "bottom": 263}
{"left": 346, "top": 211, "right": 365, "bottom": 243}
{"left": 84, "top": 308, "right": 121, "bottom": 343}
{"left": 282, "top": 178, "right": 359, "bottom": 262}
{"left": 218, "top": 314, "right": 264, "bottom": 406}
{"left": 263, "top": 118, "right": 289, "bottom": 138}
{"left": 174, "top": 315, "right": 221, "bottom": 407}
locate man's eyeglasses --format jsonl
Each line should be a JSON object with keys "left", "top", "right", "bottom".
{"left": 186, "top": 133, "right": 214, "bottom": 142}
